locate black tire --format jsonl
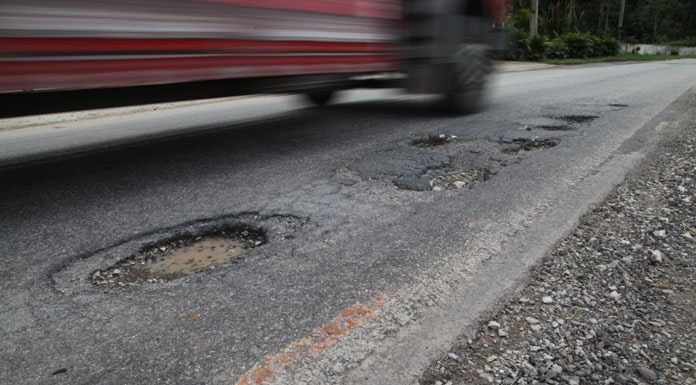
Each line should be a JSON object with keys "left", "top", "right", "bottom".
{"left": 304, "top": 90, "right": 335, "bottom": 106}
{"left": 443, "top": 44, "right": 492, "bottom": 114}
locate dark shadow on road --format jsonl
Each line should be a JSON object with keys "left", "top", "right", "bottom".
{"left": 0, "top": 96, "right": 471, "bottom": 183}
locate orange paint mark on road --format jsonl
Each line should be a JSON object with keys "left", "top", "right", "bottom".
{"left": 178, "top": 312, "right": 200, "bottom": 320}
{"left": 322, "top": 323, "right": 345, "bottom": 335}
{"left": 234, "top": 293, "right": 389, "bottom": 385}
{"left": 340, "top": 304, "right": 372, "bottom": 318}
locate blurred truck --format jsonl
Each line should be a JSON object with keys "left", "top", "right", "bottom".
{"left": 0, "top": 0, "right": 506, "bottom": 117}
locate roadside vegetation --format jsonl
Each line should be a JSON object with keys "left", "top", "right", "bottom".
{"left": 664, "top": 38, "right": 696, "bottom": 47}
{"left": 505, "top": 0, "right": 696, "bottom": 62}
{"left": 542, "top": 53, "right": 696, "bottom": 65}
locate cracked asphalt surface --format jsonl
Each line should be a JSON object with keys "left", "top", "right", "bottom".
{"left": 1, "top": 60, "right": 695, "bottom": 385}
{"left": 420, "top": 93, "right": 696, "bottom": 385}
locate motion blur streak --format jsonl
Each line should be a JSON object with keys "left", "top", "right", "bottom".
{"left": 0, "top": 0, "right": 402, "bottom": 93}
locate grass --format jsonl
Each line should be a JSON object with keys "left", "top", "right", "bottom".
{"left": 542, "top": 53, "right": 696, "bottom": 65}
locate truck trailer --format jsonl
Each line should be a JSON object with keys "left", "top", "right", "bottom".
{"left": 0, "top": 0, "right": 506, "bottom": 117}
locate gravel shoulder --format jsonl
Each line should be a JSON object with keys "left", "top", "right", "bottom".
{"left": 420, "top": 100, "right": 695, "bottom": 384}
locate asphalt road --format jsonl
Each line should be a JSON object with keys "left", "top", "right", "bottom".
{"left": 1, "top": 60, "right": 695, "bottom": 385}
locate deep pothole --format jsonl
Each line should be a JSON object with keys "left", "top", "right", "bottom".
{"left": 501, "top": 138, "right": 559, "bottom": 154}
{"left": 91, "top": 227, "right": 265, "bottom": 286}
{"left": 549, "top": 115, "right": 598, "bottom": 124}
{"left": 410, "top": 134, "right": 457, "bottom": 147}
{"left": 428, "top": 168, "right": 493, "bottom": 191}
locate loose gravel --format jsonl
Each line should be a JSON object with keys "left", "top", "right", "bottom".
{"left": 420, "top": 123, "right": 695, "bottom": 385}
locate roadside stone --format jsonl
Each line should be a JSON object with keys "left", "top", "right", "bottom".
{"left": 542, "top": 296, "right": 554, "bottom": 304}
{"left": 650, "top": 250, "right": 663, "bottom": 264}
{"left": 479, "top": 372, "right": 495, "bottom": 383}
{"left": 636, "top": 367, "right": 657, "bottom": 382}
{"left": 546, "top": 364, "right": 563, "bottom": 380}
{"left": 653, "top": 230, "right": 667, "bottom": 238}
{"left": 487, "top": 321, "right": 501, "bottom": 330}
{"left": 525, "top": 317, "right": 540, "bottom": 325}
{"left": 522, "top": 361, "right": 538, "bottom": 378}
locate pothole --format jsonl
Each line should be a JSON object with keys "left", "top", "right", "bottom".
{"left": 501, "top": 139, "right": 559, "bottom": 154}
{"left": 410, "top": 134, "right": 457, "bottom": 147}
{"left": 549, "top": 115, "right": 598, "bottom": 124}
{"left": 91, "top": 227, "right": 265, "bottom": 286}
{"left": 537, "top": 125, "right": 574, "bottom": 131}
{"left": 393, "top": 176, "right": 432, "bottom": 191}
{"left": 428, "top": 168, "right": 493, "bottom": 191}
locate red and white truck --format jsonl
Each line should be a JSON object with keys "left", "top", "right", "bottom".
{"left": 0, "top": 0, "right": 506, "bottom": 117}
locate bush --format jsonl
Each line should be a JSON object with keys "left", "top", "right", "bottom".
{"left": 528, "top": 34, "right": 547, "bottom": 60}
{"left": 595, "top": 34, "right": 620, "bottom": 56}
{"left": 507, "top": 27, "right": 531, "bottom": 60}
{"left": 546, "top": 38, "right": 568, "bottom": 59}
{"left": 560, "top": 32, "right": 595, "bottom": 58}
{"left": 506, "top": 30, "right": 620, "bottom": 61}
{"left": 513, "top": 9, "right": 531, "bottom": 32}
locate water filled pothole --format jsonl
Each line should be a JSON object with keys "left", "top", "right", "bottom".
{"left": 91, "top": 227, "right": 265, "bottom": 286}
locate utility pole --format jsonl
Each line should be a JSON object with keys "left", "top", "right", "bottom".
{"left": 530, "top": 0, "right": 539, "bottom": 35}
{"left": 618, "top": 0, "right": 626, "bottom": 41}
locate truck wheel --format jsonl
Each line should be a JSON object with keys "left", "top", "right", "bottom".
{"left": 304, "top": 90, "right": 335, "bottom": 106}
{"left": 444, "top": 44, "right": 492, "bottom": 114}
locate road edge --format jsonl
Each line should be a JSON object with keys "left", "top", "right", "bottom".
{"left": 248, "top": 87, "right": 695, "bottom": 385}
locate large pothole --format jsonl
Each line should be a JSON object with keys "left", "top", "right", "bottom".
{"left": 91, "top": 227, "right": 265, "bottom": 286}
{"left": 52, "top": 213, "right": 307, "bottom": 295}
